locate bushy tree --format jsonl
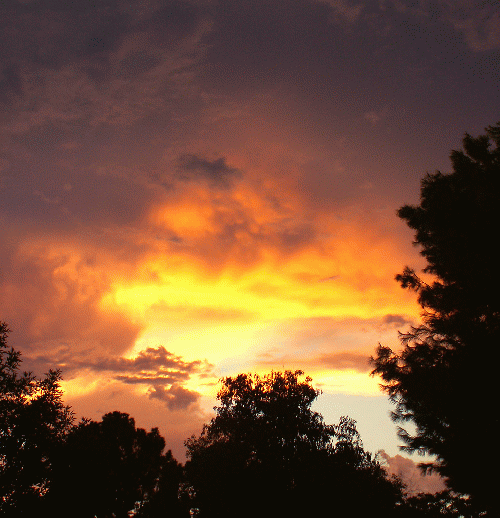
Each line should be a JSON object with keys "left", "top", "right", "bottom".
{"left": 0, "top": 322, "right": 186, "bottom": 516}
{"left": 0, "top": 321, "right": 74, "bottom": 515}
{"left": 371, "top": 122, "right": 500, "bottom": 515}
{"left": 47, "top": 411, "right": 187, "bottom": 518}
{"left": 185, "top": 370, "right": 405, "bottom": 518}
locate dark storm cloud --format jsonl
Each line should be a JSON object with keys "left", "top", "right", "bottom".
{"left": 0, "top": 0, "right": 207, "bottom": 139}
{"left": 177, "top": 154, "right": 241, "bottom": 188}
{"left": 197, "top": 0, "right": 499, "bottom": 151}
{"left": 0, "top": 0, "right": 201, "bottom": 75}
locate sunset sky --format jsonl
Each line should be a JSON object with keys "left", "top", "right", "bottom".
{"left": 1, "top": 0, "right": 498, "bottom": 489}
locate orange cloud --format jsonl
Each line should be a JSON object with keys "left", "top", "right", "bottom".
{"left": 1, "top": 152, "right": 422, "bottom": 408}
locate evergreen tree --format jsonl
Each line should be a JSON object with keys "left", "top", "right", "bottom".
{"left": 371, "top": 122, "right": 500, "bottom": 515}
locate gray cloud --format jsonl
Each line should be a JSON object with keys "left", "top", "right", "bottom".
{"left": 148, "top": 383, "right": 200, "bottom": 410}
{"left": 377, "top": 0, "right": 500, "bottom": 52}
{"left": 0, "top": 0, "right": 209, "bottom": 138}
{"left": 177, "top": 154, "right": 241, "bottom": 188}
{"left": 85, "top": 346, "right": 212, "bottom": 410}
{"left": 25, "top": 344, "right": 212, "bottom": 410}
{"left": 93, "top": 345, "right": 206, "bottom": 374}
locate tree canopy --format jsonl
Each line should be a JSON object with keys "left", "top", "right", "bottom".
{"left": 1, "top": 321, "right": 453, "bottom": 516}
{"left": 0, "top": 323, "right": 187, "bottom": 517}
{"left": 0, "top": 321, "right": 74, "bottom": 515}
{"left": 185, "top": 370, "right": 405, "bottom": 518}
{"left": 371, "top": 122, "right": 500, "bottom": 515}
{"left": 46, "top": 411, "right": 187, "bottom": 518}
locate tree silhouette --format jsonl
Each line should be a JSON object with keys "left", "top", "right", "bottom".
{"left": 371, "top": 122, "right": 500, "bottom": 515}
{"left": 403, "top": 490, "right": 485, "bottom": 518}
{"left": 185, "top": 370, "right": 405, "bottom": 518}
{"left": 0, "top": 321, "right": 74, "bottom": 515}
{"left": 47, "top": 411, "right": 187, "bottom": 517}
{"left": 134, "top": 449, "right": 188, "bottom": 518}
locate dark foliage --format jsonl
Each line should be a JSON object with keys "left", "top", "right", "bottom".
{"left": 403, "top": 490, "right": 487, "bottom": 518}
{"left": 46, "top": 411, "right": 187, "bottom": 518}
{"left": 0, "top": 322, "right": 74, "bottom": 515}
{"left": 185, "top": 370, "right": 405, "bottom": 518}
{"left": 371, "top": 122, "right": 500, "bottom": 515}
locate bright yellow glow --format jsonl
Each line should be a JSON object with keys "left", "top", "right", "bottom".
{"left": 312, "top": 369, "right": 382, "bottom": 396}
{"left": 100, "top": 245, "right": 418, "bottom": 326}
{"left": 23, "top": 184, "right": 421, "bottom": 401}
{"left": 59, "top": 373, "right": 104, "bottom": 399}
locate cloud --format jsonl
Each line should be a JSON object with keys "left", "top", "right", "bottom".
{"left": 381, "top": 314, "right": 411, "bottom": 327}
{"left": 273, "top": 315, "right": 414, "bottom": 349}
{"left": 379, "top": 451, "right": 447, "bottom": 495}
{"left": 315, "top": 352, "right": 371, "bottom": 372}
{"left": 146, "top": 302, "right": 256, "bottom": 324}
{"left": 26, "top": 344, "right": 213, "bottom": 411}
{"left": 146, "top": 171, "right": 319, "bottom": 269}
{"left": 108, "top": 347, "right": 211, "bottom": 410}
{"left": 443, "top": 2, "right": 500, "bottom": 52}
{"left": 318, "top": 0, "right": 364, "bottom": 24}
{"left": 94, "top": 345, "right": 206, "bottom": 375}
{"left": 252, "top": 314, "right": 416, "bottom": 376}
{"left": 177, "top": 154, "right": 241, "bottom": 188}
{"left": 148, "top": 383, "right": 200, "bottom": 410}
{"left": 0, "top": 0, "right": 210, "bottom": 135}
{"left": 377, "top": 0, "right": 500, "bottom": 52}
{"left": 0, "top": 235, "right": 143, "bottom": 359}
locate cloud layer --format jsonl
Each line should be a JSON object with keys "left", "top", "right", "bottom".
{"left": 1, "top": 0, "right": 498, "bottom": 461}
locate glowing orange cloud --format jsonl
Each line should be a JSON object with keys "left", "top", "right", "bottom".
{"left": 94, "top": 177, "right": 421, "bottom": 399}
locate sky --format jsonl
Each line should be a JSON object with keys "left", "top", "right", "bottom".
{"left": 1, "top": 0, "right": 498, "bottom": 492}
